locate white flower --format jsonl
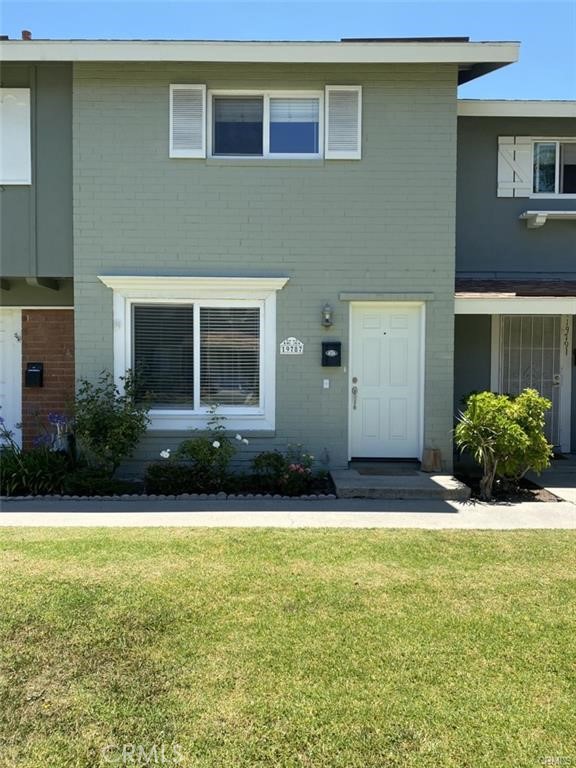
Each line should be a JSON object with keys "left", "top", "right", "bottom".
{"left": 212, "top": 440, "right": 220, "bottom": 449}
{"left": 160, "top": 449, "right": 171, "bottom": 459}
{"left": 235, "top": 433, "right": 243, "bottom": 441}
{"left": 242, "top": 438, "right": 249, "bottom": 445}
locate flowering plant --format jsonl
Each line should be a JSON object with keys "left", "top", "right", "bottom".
{"left": 0, "top": 413, "right": 70, "bottom": 496}
{"left": 151, "top": 407, "right": 250, "bottom": 493}
{"left": 252, "top": 444, "right": 318, "bottom": 495}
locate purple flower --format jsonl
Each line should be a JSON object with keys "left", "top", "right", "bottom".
{"left": 48, "top": 412, "right": 67, "bottom": 426}
{"left": 33, "top": 434, "right": 52, "bottom": 447}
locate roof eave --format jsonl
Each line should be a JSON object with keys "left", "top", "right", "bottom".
{"left": 0, "top": 40, "right": 519, "bottom": 73}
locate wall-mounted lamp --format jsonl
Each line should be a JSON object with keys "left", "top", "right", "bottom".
{"left": 321, "top": 303, "right": 333, "bottom": 328}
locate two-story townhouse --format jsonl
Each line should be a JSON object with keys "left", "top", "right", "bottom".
{"left": 454, "top": 100, "right": 576, "bottom": 453}
{"left": 1, "top": 37, "right": 522, "bottom": 473}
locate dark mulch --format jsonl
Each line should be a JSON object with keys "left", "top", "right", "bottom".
{"left": 456, "top": 474, "right": 560, "bottom": 503}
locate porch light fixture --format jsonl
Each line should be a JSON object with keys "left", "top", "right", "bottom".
{"left": 321, "top": 303, "right": 333, "bottom": 328}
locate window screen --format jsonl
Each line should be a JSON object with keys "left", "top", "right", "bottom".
{"left": 213, "top": 97, "right": 263, "bottom": 156}
{"left": 133, "top": 305, "right": 194, "bottom": 408}
{"left": 200, "top": 307, "right": 260, "bottom": 407}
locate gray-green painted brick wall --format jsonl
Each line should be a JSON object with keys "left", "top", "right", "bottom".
{"left": 73, "top": 62, "right": 458, "bottom": 471}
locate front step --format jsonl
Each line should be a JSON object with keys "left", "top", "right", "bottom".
{"left": 331, "top": 469, "right": 471, "bottom": 500}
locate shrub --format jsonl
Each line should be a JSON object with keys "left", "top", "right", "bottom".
{"left": 144, "top": 462, "right": 201, "bottom": 495}
{"left": 0, "top": 417, "right": 70, "bottom": 496}
{"left": 455, "top": 388, "right": 553, "bottom": 500}
{"left": 252, "top": 445, "right": 318, "bottom": 496}
{"left": 149, "top": 408, "right": 248, "bottom": 493}
{"left": 62, "top": 468, "right": 141, "bottom": 497}
{"left": 74, "top": 370, "right": 150, "bottom": 476}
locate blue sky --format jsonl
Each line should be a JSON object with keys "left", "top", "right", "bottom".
{"left": 2, "top": 1, "right": 575, "bottom": 99}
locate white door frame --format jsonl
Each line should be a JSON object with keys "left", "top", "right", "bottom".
{"left": 0, "top": 308, "right": 23, "bottom": 446}
{"left": 347, "top": 301, "right": 425, "bottom": 460}
{"left": 490, "top": 314, "right": 572, "bottom": 452}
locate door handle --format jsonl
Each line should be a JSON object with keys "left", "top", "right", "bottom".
{"left": 351, "top": 385, "right": 358, "bottom": 410}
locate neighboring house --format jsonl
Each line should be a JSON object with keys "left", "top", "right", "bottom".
{"left": 455, "top": 100, "right": 576, "bottom": 451}
{"left": 1, "top": 36, "right": 574, "bottom": 472}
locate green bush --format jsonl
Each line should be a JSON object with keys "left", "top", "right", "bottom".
{"left": 252, "top": 445, "right": 319, "bottom": 496}
{"left": 455, "top": 388, "right": 553, "bottom": 500}
{"left": 144, "top": 462, "right": 201, "bottom": 495}
{"left": 62, "top": 468, "right": 141, "bottom": 497}
{"left": 0, "top": 416, "right": 70, "bottom": 496}
{"left": 74, "top": 370, "right": 150, "bottom": 476}
{"left": 175, "top": 435, "right": 235, "bottom": 489}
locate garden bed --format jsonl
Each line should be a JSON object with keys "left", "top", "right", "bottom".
{"left": 455, "top": 474, "right": 559, "bottom": 503}
{"left": 1, "top": 473, "right": 337, "bottom": 500}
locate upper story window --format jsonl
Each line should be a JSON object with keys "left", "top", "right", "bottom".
{"left": 533, "top": 141, "right": 576, "bottom": 194}
{"left": 211, "top": 92, "right": 322, "bottom": 158}
{"left": 0, "top": 88, "right": 31, "bottom": 185}
{"left": 497, "top": 135, "right": 576, "bottom": 198}
{"left": 169, "top": 85, "right": 361, "bottom": 161}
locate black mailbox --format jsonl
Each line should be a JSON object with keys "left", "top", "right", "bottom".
{"left": 322, "top": 341, "right": 341, "bottom": 367}
{"left": 25, "top": 362, "right": 43, "bottom": 388}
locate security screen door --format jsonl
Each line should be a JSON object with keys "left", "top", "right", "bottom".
{"left": 498, "top": 315, "right": 563, "bottom": 445}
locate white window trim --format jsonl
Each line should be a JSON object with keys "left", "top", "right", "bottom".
{"left": 531, "top": 137, "right": 576, "bottom": 198}
{"left": 207, "top": 89, "right": 324, "bottom": 160}
{"left": 98, "top": 275, "right": 289, "bottom": 431}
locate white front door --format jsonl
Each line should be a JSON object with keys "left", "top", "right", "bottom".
{"left": 0, "top": 308, "right": 22, "bottom": 445}
{"left": 349, "top": 303, "right": 423, "bottom": 459}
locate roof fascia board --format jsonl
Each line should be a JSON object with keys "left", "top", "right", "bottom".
{"left": 458, "top": 100, "right": 576, "bottom": 118}
{"left": 0, "top": 40, "right": 519, "bottom": 65}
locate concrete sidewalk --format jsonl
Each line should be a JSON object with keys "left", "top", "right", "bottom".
{"left": 1, "top": 496, "right": 575, "bottom": 528}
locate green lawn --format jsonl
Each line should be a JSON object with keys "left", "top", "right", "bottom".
{"left": 0, "top": 529, "right": 574, "bottom": 768}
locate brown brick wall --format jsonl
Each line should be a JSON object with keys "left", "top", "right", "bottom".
{"left": 21, "top": 310, "right": 75, "bottom": 448}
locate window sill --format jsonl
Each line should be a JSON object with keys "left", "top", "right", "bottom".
{"left": 148, "top": 411, "right": 275, "bottom": 432}
{"left": 205, "top": 157, "right": 325, "bottom": 168}
{"left": 530, "top": 194, "right": 576, "bottom": 200}
{"left": 147, "top": 428, "right": 276, "bottom": 439}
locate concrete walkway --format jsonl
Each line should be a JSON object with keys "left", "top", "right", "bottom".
{"left": 1, "top": 496, "right": 575, "bottom": 528}
{"left": 529, "top": 454, "right": 576, "bottom": 505}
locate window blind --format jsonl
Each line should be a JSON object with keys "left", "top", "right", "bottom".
{"left": 269, "top": 97, "right": 319, "bottom": 123}
{"left": 214, "top": 97, "right": 263, "bottom": 123}
{"left": 200, "top": 307, "right": 260, "bottom": 407}
{"left": 133, "top": 305, "right": 194, "bottom": 408}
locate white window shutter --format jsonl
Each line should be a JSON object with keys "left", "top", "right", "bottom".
{"left": 497, "top": 136, "right": 532, "bottom": 197}
{"left": 0, "top": 88, "right": 31, "bottom": 184}
{"left": 170, "top": 85, "right": 206, "bottom": 158}
{"left": 324, "top": 86, "right": 362, "bottom": 160}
